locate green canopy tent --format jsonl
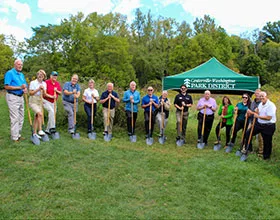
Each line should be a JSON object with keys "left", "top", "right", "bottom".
{"left": 163, "top": 57, "right": 260, "bottom": 95}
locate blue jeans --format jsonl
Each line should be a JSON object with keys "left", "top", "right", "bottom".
{"left": 84, "top": 103, "right": 97, "bottom": 132}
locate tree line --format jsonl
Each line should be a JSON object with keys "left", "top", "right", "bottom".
{"left": 1, "top": 9, "right": 280, "bottom": 89}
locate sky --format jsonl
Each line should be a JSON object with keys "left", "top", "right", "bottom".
{"left": 0, "top": 0, "right": 279, "bottom": 42}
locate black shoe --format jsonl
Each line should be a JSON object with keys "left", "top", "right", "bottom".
{"left": 176, "top": 136, "right": 180, "bottom": 141}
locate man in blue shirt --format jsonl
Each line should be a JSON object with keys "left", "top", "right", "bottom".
{"left": 122, "top": 81, "right": 141, "bottom": 136}
{"left": 62, "top": 74, "right": 81, "bottom": 134}
{"left": 100, "top": 82, "right": 120, "bottom": 136}
{"left": 141, "top": 86, "right": 159, "bottom": 138}
{"left": 4, "top": 59, "right": 28, "bottom": 142}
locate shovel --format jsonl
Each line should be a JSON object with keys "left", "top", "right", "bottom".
{"left": 235, "top": 114, "right": 248, "bottom": 156}
{"left": 40, "top": 91, "right": 49, "bottom": 142}
{"left": 197, "top": 107, "right": 206, "bottom": 149}
{"left": 88, "top": 97, "right": 96, "bottom": 140}
{"left": 158, "top": 103, "right": 166, "bottom": 144}
{"left": 72, "top": 96, "right": 80, "bottom": 139}
{"left": 225, "top": 109, "right": 237, "bottom": 153}
{"left": 104, "top": 96, "right": 112, "bottom": 142}
{"left": 213, "top": 117, "right": 223, "bottom": 151}
{"left": 240, "top": 116, "right": 256, "bottom": 161}
{"left": 24, "top": 93, "right": 40, "bottom": 145}
{"left": 129, "top": 102, "right": 137, "bottom": 142}
{"left": 51, "top": 90, "right": 60, "bottom": 140}
{"left": 146, "top": 104, "right": 153, "bottom": 145}
{"left": 176, "top": 108, "right": 184, "bottom": 147}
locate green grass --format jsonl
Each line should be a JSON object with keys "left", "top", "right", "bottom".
{"left": 1, "top": 93, "right": 280, "bottom": 219}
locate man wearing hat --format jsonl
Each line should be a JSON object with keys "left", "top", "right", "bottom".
{"left": 43, "top": 71, "right": 62, "bottom": 134}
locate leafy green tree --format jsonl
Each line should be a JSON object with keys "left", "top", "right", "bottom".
{"left": 0, "top": 35, "right": 14, "bottom": 76}
{"left": 261, "top": 21, "right": 280, "bottom": 43}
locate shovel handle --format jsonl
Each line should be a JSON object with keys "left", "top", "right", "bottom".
{"left": 217, "top": 116, "right": 223, "bottom": 138}
{"left": 201, "top": 106, "right": 206, "bottom": 136}
{"left": 243, "top": 116, "right": 256, "bottom": 153}
{"left": 107, "top": 95, "right": 111, "bottom": 126}
{"left": 53, "top": 91, "right": 56, "bottom": 124}
{"left": 24, "top": 93, "right": 33, "bottom": 126}
{"left": 91, "top": 96, "right": 94, "bottom": 125}
{"left": 40, "top": 90, "right": 45, "bottom": 125}
{"left": 149, "top": 104, "right": 152, "bottom": 132}
{"left": 241, "top": 114, "right": 249, "bottom": 151}
{"left": 131, "top": 102, "right": 134, "bottom": 131}
{"left": 74, "top": 96, "right": 77, "bottom": 125}
{"left": 230, "top": 109, "right": 238, "bottom": 139}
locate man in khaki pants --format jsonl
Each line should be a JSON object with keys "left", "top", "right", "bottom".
{"left": 4, "top": 59, "right": 28, "bottom": 142}
{"left": 100, "top": 83, "right": 120, "bottom": 137}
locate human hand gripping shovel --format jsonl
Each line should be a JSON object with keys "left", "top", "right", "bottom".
{"left": 213, "top": 116, "right": 223, "bottom": 151}
{"left": 88, "top": 95, "right": 96, "bottom": 140}
{"left": 72, "top": 94, "right": 80, "bottom": 139}
{"left": 225, "top": 109, "right": 237, "bottom": 153}
{"left": 176, "top": 106, "right": 184, "bottom": 147}
{"left": 146, "top": 103, "right": 154, "bottom": 145}
{"left": 235, "top": 113, "right": 248, "bottom": 156}
{"left": 130, "top": 101, "right": 137, "bottom": 142}
{"left": 40, "top": 90, "right": 49, "bottom": 142}
{"left": 240, "top": 116, "right": 256, "bottom": 161}
{"left": 197, "top": 106, "right": 206, "bottom": 149}
{"left": 104, "top": 95, "right": 112, "bottom": 142}
{"left": 158, "top": 101, "right": 166, "bottom": 144}
{"left": 51, "top": 90, "right": 60, "bottom": 139}
{"left": 24, "top": 93, "right": 40, "bottom": 145}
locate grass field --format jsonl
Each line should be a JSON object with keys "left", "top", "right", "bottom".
{"left": 1, "top": 92, "right": 280, "bottom": 219}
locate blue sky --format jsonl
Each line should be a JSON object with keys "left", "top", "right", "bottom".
{"left": 0, "top": 0, "right": 279, "bottom": 41}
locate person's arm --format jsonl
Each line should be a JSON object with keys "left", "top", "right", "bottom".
{"left": 99, "top": 92, "right": 110, "bottom": 104}
{"left": 110, "top": 92, "right": 120, "bottom": 103}
{"left": 141, "top": 97, "right": 150, "bottom": 109}
{"left": 133, "top": 92, "right": 140, "bottom": 104}
{"left": 152, "top": 96, "right": 159, "bottom": 108}
{"left": 164, "top": 99, "right": 171, "bottom": 111}
{"left": 122, "top": 91, "right": 129, "bottom": 103}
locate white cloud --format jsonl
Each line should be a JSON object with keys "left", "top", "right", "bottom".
{"left": 112, "top": 0, "right": 142, "bottom": 22}
{"left": 38, "top": 0, "right": 114, "bottom": 15}
{"left": 1, "top": 0, "right": 31, "bottom": 22}
{"left": 159, "top": 0, "right": 280, "bottom": 35}
{"left": 0, "top": 18, "right": 31, "bottom": 41}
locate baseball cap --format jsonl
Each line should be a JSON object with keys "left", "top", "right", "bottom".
{"left": 51, "top": 71, "right": 58, "bottom": 76}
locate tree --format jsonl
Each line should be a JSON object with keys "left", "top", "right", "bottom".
{"left": 261, "top": 21, "right": 280, "bottom": 43}
{"left": 0, "top": 35, "right": 14, "bottom": 76}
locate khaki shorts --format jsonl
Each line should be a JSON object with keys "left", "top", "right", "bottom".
{"left": 29, "top": 96, "right": 42, "bottom": 114}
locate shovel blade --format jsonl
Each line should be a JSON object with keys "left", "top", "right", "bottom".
{"left": 88, "top": 132, "right": 96, "bottom": 140}
{"left": 104, "top": 133, "right": 112, "bottom": 142}
{"left": 158, "top": 136, "right": 165, "bottom": 144}
{"left": 72, "top": 132, "right": 80, "bottom": 140}
{"left": 225, "top": 146, "right": 233, "bottom": 153}
{"left": 146, "top": 137, "right": 153, "bottom": 145}
{"left": 235, "top": 150, "right": 242, "bottom": 157}
{"left": 176, "top": 139, "right": 184, "bottom": 147}
{"left": 240, "top": 154, "right": 248, "bottom": 161}
{"left": 213, "top": 144, "right": 222, "bottom": 151}
{"left": 197, "top": 142, "right": 205, "bottom": 149}
{"left": 130, "top": 135, "right": 137, "bottom": 143}
{"left": 51, "top": 132, "right": 60, "bottom": 140}
{"left": 31, "top": 135, "right": 40, "bottom": 145}
{"left": 41, "top": 134, "right": 49, "bottom": 142}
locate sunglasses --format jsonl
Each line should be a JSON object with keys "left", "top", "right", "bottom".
{"left": 148, "top": 89, "right": 153, "bottom": 91}
{"left": 242, "top": 96, "right": 248, "bottom": 99}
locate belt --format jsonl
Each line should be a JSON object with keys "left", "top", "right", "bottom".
{"left": 7, "top": 91, "right": 23, "bottom": 97}
{"left": 199, "top": 112, "right": 214, "bottom": 116}
{"left": 258, "top": 123, "right": 275, "bottom": 127}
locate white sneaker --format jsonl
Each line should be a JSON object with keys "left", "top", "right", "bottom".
{"left": 38, "top": 130, "right": 46, "bottom": 136}
{"left": 33, "top": 133, "right": 41, "bottom": 139}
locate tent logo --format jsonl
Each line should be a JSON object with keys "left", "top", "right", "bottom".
{"left": 184, "top": 79, "right": 191, "bottom": 87}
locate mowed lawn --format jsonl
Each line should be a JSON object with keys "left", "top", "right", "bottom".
{"left": 0, "top": 93, "right": 280, "bottom": 219}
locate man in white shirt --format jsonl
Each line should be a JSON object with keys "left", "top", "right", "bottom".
{"left": 246, "top": 91, "right": 276, "bottom": 160}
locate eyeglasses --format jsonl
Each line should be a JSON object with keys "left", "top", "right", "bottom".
{"left": 148, "top": 89, "right": 153, "bottom": 91}
{"left": 242, "top": 97, "right": 248, "bottom": 99}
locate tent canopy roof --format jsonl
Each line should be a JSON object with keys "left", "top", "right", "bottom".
{"left": 163, "top": 57, "right": 260, "bottom": 95}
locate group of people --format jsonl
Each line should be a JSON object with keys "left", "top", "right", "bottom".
{"left": 4, "top": 59, "right": 277, "bottom": 160}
